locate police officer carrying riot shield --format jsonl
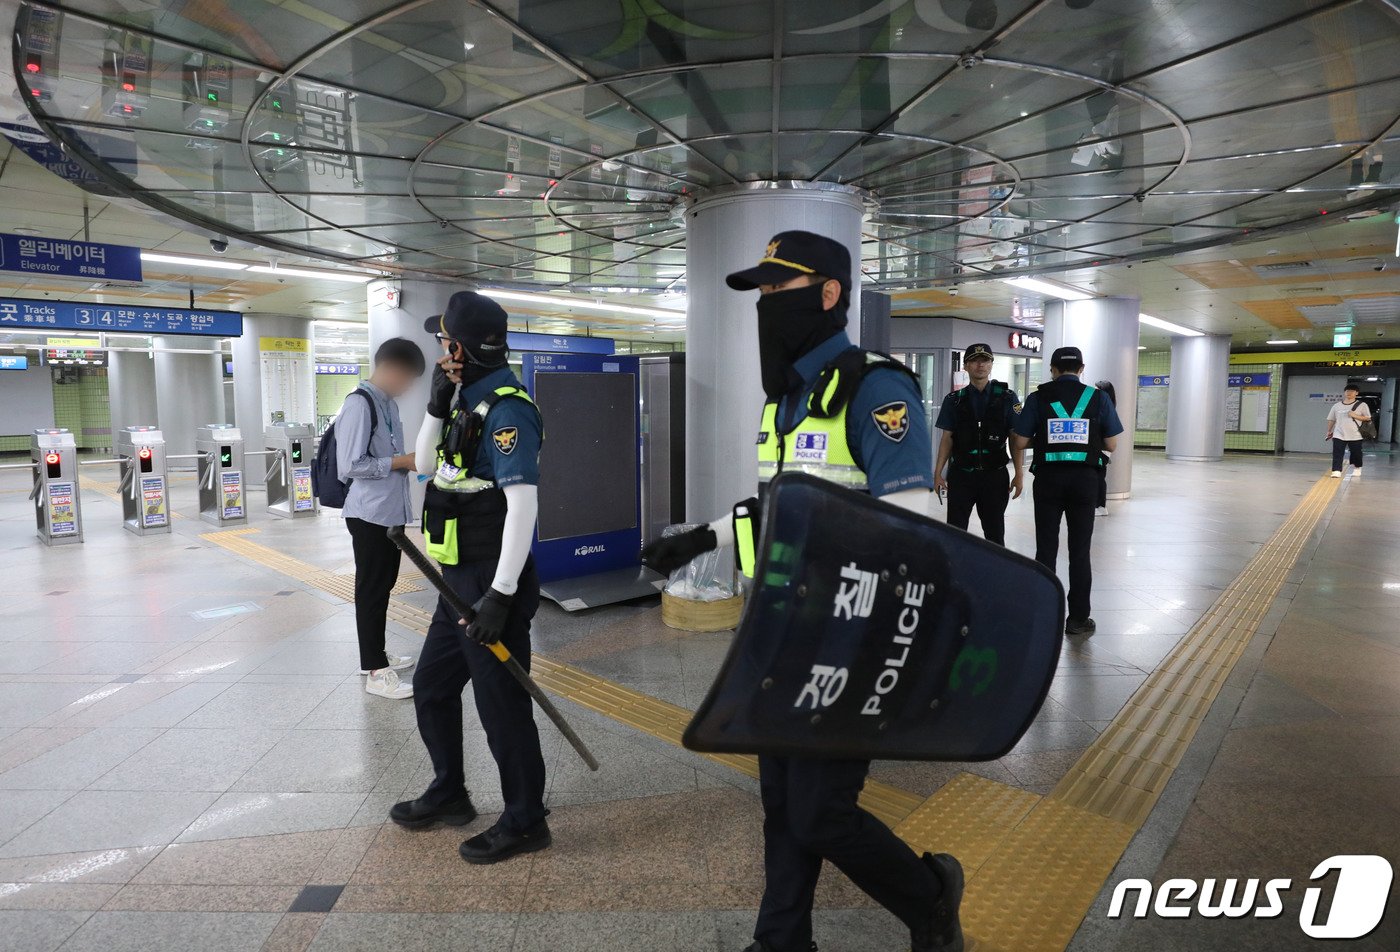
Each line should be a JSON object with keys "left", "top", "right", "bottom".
{"left": 389, "top": 291, "right": 552, "bottom": 865}
{"left": 1010, "top": 346, "right": 1124, "bottom": 636}
{"left": 642, "top": 231, "right": 966, "bottom": 952}
{"left": 934, "top": 342, "right": 1024, "bottom": 545}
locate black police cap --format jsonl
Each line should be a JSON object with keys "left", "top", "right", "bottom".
{"left": 964, "top": 342, "right": 995, "bottom": 362}
{"left": 726, "top": 230, "right": 852, "bottom": 292}
{"left": 423, "top": 291, "right": 508, "bottom": 344}
{"left": 1050, "top": 346, "right": 1085, "bottom": 369}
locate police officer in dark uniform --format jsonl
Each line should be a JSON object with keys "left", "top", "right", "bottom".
{"left": 934, "top": 342, "right": 1024, "bottom": 545}
{"left": 641, "top": 231, "right": 966, "bottom": 952}
{"left": 1010, "top": 346, "right": 1124, "bottom": 636}
{"left": 389, "top": 291, "right": 552, "bottom": 865}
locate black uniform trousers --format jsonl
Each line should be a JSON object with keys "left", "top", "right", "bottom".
{"left": 946, "top": 466, "right": 1011, "bottom": 545}
{"left": 1032, "top": 465, "right": 1099, "bottom": 621}
{"left": 412, "top": 558, "right": 547, "bottom": 835}
{"left": 754, "top": 754, "right": 940, "bottom": 952}
{"left": 345, "top": 517, "right": 402, "bottom": 671}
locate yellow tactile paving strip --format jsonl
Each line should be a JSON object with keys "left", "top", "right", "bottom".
{"left": 199, "top": 528, "right": 923, "bottom": 828}
{"left": 948, "top": 475, "right": 1339, "bottom": 951}
{"left": 199, "top": 475, "right": 1337, "bottom": 948}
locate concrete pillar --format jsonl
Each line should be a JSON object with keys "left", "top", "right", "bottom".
{"left": 231, "top": 314, "right": 315, "bottom": 484}
{"left": 1166, "top": 334, "right": 1230, "bottom": 461}
{"left": 152, "top": 336, "right": 223, "bottom": 462}
{"left": 684, "top": 182, "right": 867, "bottom": 521}
{"left": 1042, "top": 296, "right": 1140, "bottom": 499}
{"left": 108, "top": 349, "right": 158, "bottom": 436}
{"left": 367, "top": 279, "right": 456, "bottom": 517}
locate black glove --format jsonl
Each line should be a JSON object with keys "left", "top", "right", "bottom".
{"left": 427, "top": 363, "right": 457, "bottom": 419}
{"left": 465, "top": 588, "right": 512, "bottom": 645}
{"left": 641, "top": 525, "right": 718, "bottom": 576}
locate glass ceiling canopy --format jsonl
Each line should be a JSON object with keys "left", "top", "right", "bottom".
{"left": 12, "top": 0, "right": 1400, "bottom": 293}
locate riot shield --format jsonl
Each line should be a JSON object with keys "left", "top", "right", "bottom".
{"left": 683, "top": 472, "right": 1064, "bottom": 761}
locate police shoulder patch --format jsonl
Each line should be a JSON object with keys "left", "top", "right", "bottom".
{"left": 491, "top": 426, "right": 519, "bottom": 455}
{"left": 1012, "top": 402, "right": 1024, "bottom": 414}
{"left": 871, "top": 401, "right": 911, "bottom": 442}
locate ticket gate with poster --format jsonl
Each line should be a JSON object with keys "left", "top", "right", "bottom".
{"left": 116, "top": 426, "right": 170, "bottom": 536}
{"left": 263, "top": 423, "right": 317, "bottom": 519}
{"left": 30, "top": 428, "right": 82, "bottom": 546}
{"left": 195, "top": 424, "right": 247, "bottom": 527}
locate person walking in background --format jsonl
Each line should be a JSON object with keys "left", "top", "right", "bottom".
{"left": 1326, "top": 382, "right": 1371, "bottom": 478}
{"left": 934, "top": 342, "right": 1023, "bottom": 545}
{"left": 337, "top": 337, "right": 426, "bottom": 699}
{"left": 1011, "top": 347, "right": 1123, "bottom": 636}
{"left": 1093, "top": 379, "right": 1117, "bottom": 515}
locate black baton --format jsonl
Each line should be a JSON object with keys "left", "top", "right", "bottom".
{"left": 387, "top": 526, "right": 600, "bottom": 771}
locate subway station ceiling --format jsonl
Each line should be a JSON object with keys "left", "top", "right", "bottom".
{"left": 9, "top": 0, "right": 1400, "bottom": 296}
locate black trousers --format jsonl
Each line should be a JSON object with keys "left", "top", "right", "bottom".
{"left": 1032, "top": 466, "right": 1099, "bottom": 621}
{"left": 412, "top": 559, "right": 546, "bottom": 835}
{"left": 345, "top": 517, "right": 402, "bottom": 671}
{"left": 946, "top": 466, "right": 1010, "bottom": 545}
{"left": 1331, "top": 438, "right": 1363, "bottom": 471}
{"left": 754, "top": 755, "right": 939, "bottom": 952}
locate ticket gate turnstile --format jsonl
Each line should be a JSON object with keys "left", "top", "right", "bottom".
{"left": 31, "top": 428, "right": 82, "bottom": 546}
{"left": 116, "top": 426, "right": 171, "bottom": 536}
{"left": 264, "top": 423, "right": 318, "bottom": 519}
{"left": 195, "top": 424, "right": 247, "bottom": 527}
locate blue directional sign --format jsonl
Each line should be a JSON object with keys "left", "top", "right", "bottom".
{"left": 0, "top": 233, "right": 142, "bottom": 283}
{"left": 508, "top": 331, "right": 614, "bottom": 355}
{"left": 0, "top": 298, "right": 241, "bottom": 337}
{"left": 0, "top": 355, "right": 28, "bottom": 370}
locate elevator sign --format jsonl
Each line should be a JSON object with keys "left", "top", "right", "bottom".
{"left": 0, "top": 297, "right": 241, "bottom": 337}
{"left": 0, "top": 233, "right": 142, "bottom": 282}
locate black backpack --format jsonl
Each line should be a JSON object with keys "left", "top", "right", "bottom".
{"left": 313, "top": 388, "right": 378, "bottom": 509}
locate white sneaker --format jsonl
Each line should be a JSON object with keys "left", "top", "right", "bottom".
{"left": 360, "top": 654, "right": 414, "bottom": 675}
{"left": 365, "top": 668, "right": 413, "bottom": 699}
{"left": 1351, "top": 468, "right": 1362, "bottom": 479}
{"left": 1331, "top": 470, "right": 1343, "bottom": 478}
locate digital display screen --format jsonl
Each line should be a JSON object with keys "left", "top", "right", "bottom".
{"left": 219, "top": 445, "right": 232, "bottom": 467}
{"left": 533, "top": 371, "right": 637, "bottom": 542}
{"left": 290, "top": 441, "right": 302, "bottom": 464}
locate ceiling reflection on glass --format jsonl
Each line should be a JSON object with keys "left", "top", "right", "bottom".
{"left": 12, "top": 0, "right": 1400, "bottom": 290}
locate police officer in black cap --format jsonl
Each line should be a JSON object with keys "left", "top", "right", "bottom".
{"left": 1010, "top": 346, "right": 1124, "bottom": 635}
{"left": 934, "top": 342, "right": 1024, "bottom": 545}
{"left": 389, "top": 291, "right": 552, "bottom": 865}
{"left": 641, "top": 230, "right": 965, "bottom": 952}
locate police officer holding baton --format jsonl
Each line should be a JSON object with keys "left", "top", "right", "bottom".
{"left": 389, "top": 291, "right": 553, "bottom": 865}
{"left": 1010, "top": 346, "right": 1123, "bottom": 636}
{"left": 934, "top": 342, "right": 1023, "bottom": 545}
{"left": 642, "top": 231, "right": 966, "bottom": 952}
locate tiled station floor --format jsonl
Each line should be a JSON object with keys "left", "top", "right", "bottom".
{"left": 0, "top": 451, "right": 1395, "bottom": 951}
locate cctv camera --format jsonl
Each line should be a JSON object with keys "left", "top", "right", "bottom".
{"left": 209, "top": 238, "right": 229, "bottom": 254}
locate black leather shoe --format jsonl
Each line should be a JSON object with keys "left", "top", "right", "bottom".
{"left": 913, "top": 852, "right": 965, "bottom": 952}
{"left": 459, "top": 818, "right": 552, "bottom": 864}
{"left": 741, "top": 943, "right": 817, "bottom": 952}
{"left": 1065, "top": 617, "right": 1097, "bottom": 636}
{"left": 389, "top": 795, "right": 477, "bottom": 829}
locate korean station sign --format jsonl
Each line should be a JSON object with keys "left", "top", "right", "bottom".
{"left": 0, "top": 297, "right": 241, "bottom": 337}
{"left": 315, "top": 363, "right": 361, "bottom": 375}
{"left": 0, "top": 232, "right": 142, "bottom": 283}
{"left": 1007, "top": 330, "right": 1043, "bottom": 353}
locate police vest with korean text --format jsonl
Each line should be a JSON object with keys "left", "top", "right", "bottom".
{"left": 1030, "top": 377, "right": 1105, "bottom": 472}
{"left": 422, "top": 385, "right": 540, "bottom": 566}
{"left": 736, "top": 349, "right": 918, "bottom": 578}
{"left": 950, "top": 381, "right": 1012, "bottom": 471}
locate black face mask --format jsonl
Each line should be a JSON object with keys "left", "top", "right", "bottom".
{"left": 454, "top": 339, "right": 509, "bottom": 386}
{"left": 756, "top": 282, "right": 846, "bottom": 399}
